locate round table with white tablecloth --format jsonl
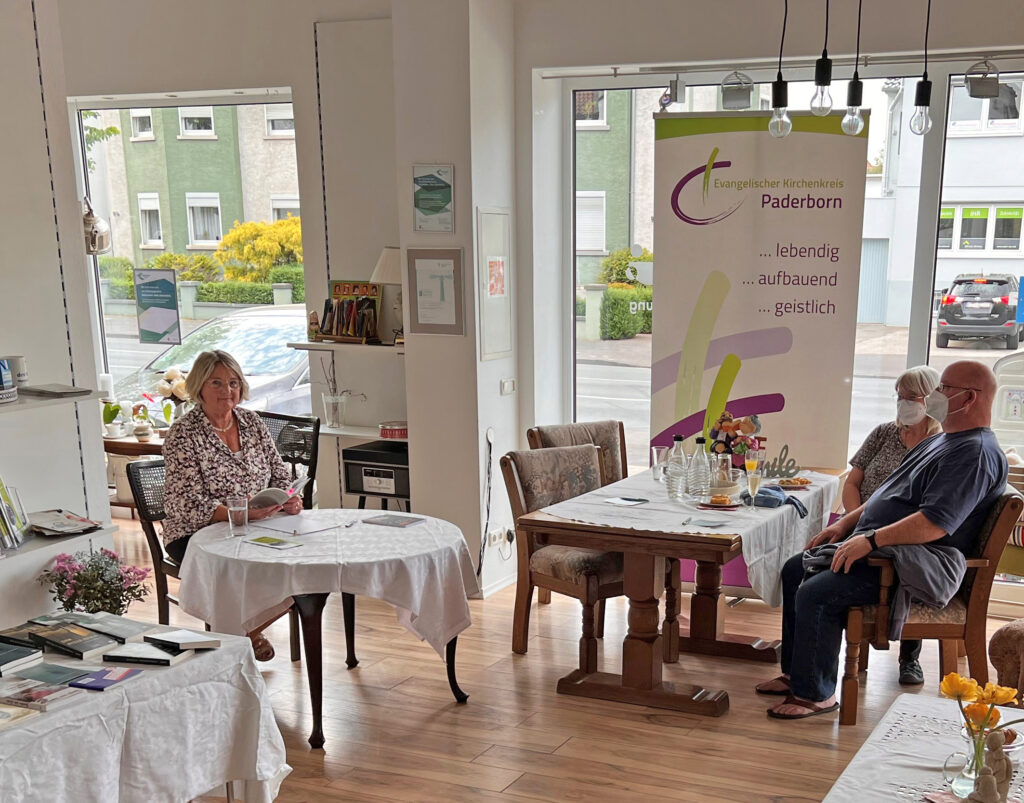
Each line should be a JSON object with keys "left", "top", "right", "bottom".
{"left": 177, "top": 508, "right": 479, "bottom": 748}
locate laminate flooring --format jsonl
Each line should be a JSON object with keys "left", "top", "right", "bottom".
{"left": 107, "top": 519, "right": 1008, "bottom": 802}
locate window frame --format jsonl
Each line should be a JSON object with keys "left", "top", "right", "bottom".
{"left": 185, "top": 192, "right": 223, "bottom": 248}
{"left": 270, "top": 194, "right": 300, "bottom": 221}
{"left": 574, "top": 89, "right": 608, "bottom": 130}
{"left": 178, "top": 106, "right": 216, "bottom": 139}
{"left": 574, "top": 190, "right": 607, "bottom": 255}
{"left": 129, "top": 108, "right": 154, "bottom": 141}
{"left": 264, "top": 103, "right": 295, "bottom": 138}
{"left": 947, "top": 77, "right": 1024, "bottom": 137}
{"left": 137, "top": 192, "right": 163, "bottom": 248}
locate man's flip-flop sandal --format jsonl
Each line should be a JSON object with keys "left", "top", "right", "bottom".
{"left": 766, "top": 695, "right": 840, "bottom": 719}
{"left": 754, "top": 676, "right": 792, "bottom": 696}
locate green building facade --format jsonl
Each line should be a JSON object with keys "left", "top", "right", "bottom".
{"left": 119, "top": 106, "right": 244, "bottom": 269}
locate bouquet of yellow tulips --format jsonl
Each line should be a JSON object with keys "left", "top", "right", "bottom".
{"left": 940, "top": 672, "right": 1021, "bottom": 782}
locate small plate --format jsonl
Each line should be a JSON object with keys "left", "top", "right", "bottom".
{"left": 959, "top": 725, "right": 1024, "bottom": 751}
{"left": 102, "top": 433, "right": 127, "bottom": 440}
{"left": 697, "top": 501, "right": 741, "bottom": 511}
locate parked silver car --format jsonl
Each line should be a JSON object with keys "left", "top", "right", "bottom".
{"left": 113, "top": 306, "right": 311, "bottom": 417}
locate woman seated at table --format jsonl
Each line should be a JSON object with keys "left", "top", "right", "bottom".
{"left": 162, "top": 349, "right": 301, "bottom": 660}
{"left": 842, "top": 364, "right": 941, "bottom": 685}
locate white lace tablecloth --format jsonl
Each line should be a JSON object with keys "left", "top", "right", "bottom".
{"left": 541, "top": 469, "right": 839, "bottom": 607}
{"left": 825, "top": 693, "right": 1024, "bottom": 802}
{"left": 178, "top": 509, "right": 479, "bottom": 656}
{"left": 0, "top": 631, "right": 289, "bottom": 803}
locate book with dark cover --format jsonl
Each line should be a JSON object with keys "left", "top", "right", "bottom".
{"left": 144, "top": 629, "right": 220, "bottom": 651}
{"left": 28, "top": 624, "right": 117, "bottom": 661}
{"left": 69, "top": 667, "right": 142, "bottom": 690}
{"left": 0, "top": 622, "right": 50, "bottom": 649}
{"left": 0, "top": 678, "right": 85, "bottom": 711}
{"left": 103, "top": 641, "right": 193, "bottom": 667}
{"left": 12, "top": 662, "right": 95, "bottom": 685}
{"left": 0, "top": 644, "right": 42, "bottom": 676}
{"left": 77, "top": 613, "right": 156, "bottom": 644}
{"left": 28, "top": 611, "right": 96, "bottom": 627}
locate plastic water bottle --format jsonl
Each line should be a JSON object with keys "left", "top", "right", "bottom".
{"left": 665, "top": 435, "right": 687, "bottom": 500}
{"left": 688, "top": 436, "right": 710, "bottom": 500}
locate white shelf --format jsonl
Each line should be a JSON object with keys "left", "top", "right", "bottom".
{"left": 288, "top": 341, "right": 404, "bottom": 356}
{"left": 0, "top": 389, "right": 102, "bottom": 415}
{"left": 320, "top": 424, "right": 407, "bottom": 442}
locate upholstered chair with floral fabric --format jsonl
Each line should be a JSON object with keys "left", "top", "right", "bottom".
{"left": 501, "top": 444, "right": 624, "bottom": 673}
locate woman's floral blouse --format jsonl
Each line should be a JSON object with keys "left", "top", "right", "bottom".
{"left": 161, "top": 406, "right": 290, "bottom": 545}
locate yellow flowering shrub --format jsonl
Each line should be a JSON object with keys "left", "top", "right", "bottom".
{"left": 214, "top": 217, "right": 303, "bottom": 282}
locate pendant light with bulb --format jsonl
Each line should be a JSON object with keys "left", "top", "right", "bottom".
{"left": 841, "top": 0, "right": 865, "bottom": 135}
{"left": 910, "top": 0, "right": 933, "bottom": 135}
{"left": 810, "top": 0, "right": 833, "bottom": 116}
{"left": 769, "top": 0, "right": 792, "bottom": 139}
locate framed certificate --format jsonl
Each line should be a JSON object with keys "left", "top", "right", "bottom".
{"left": 406, "top": 248, "right": 464, "bottom": 336}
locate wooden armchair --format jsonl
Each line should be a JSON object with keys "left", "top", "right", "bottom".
{"left": 840, "top": 486, "right": 1024, "bottom": 725}
{"left": 500, "top": 445, "right": 624, "bottom": 673}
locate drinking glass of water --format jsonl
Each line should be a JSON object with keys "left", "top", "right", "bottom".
{"left": 651, "top": 446, "right": 669, "bottom": 481}
{"left": 227, "top": 495, "right": 248, "bottom": 537}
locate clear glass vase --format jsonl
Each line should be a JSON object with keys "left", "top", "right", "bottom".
{"left": 943, "top": 743, "right": 984, "bottom": 800}
{"left": 322, "top": 393, "right": 348, "bottom": 429}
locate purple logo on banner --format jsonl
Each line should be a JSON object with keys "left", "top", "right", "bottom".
{"left": 670, "top": 147, "right": 744, "bottom": 226}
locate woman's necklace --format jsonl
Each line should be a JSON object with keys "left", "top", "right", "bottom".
{"left": 208, "top": 415, "right": 235, "bottom": 433}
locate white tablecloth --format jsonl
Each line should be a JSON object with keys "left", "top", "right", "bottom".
{"left": 178, "top": 509, "right": 479, "bottom": 657}
{"left": 0, "top": 631, "right": 289, "bottom": 803}
{"left": 542, "top": 469, "right": 839, "bottom": 606}
{"left": 825, "top": 693, "right": 1024, "bottom": 802}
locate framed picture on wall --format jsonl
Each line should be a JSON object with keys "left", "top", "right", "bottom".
{"left": 412, "top": 164, "right": 454, "bottom": 233}
{"left": 476, "top": 207, "right": 513, "bottom": 360}
{"left": 406, "top": 248, "right": 465, "bottom": 336}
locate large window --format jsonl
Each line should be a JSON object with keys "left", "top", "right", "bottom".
{"left": 575, "top": 191, "right": 606, "bottom": 253}
{"left": 186, "top": 192, "right": 222, "bottom": 246}
{"left": 137, "top": 193, "right": 162, "bottom": 247}
{"left": 948, "top": 78, "right": 1023, "bottom": 135}
{"left": 178, "top": 106, "right": 215, "bottom": 137}
{"left": 265, "top": 104, "right": 295, "bottom": 137}
{"left": 129, "top": 108, "right": 153, "bottom": 140}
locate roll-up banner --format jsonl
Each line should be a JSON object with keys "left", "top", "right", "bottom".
{"left": 651, "top": 112, "right": 869, "bottom": 469}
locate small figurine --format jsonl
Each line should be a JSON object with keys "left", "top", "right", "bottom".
{"left": 708, "top": 410, "right": 737, "bottom": 455}
{"left": 967, "top": 766, "right": 1001, "bottom": 803}
{"left": 984, "top": 730, "right": 1011, "bottom": 802}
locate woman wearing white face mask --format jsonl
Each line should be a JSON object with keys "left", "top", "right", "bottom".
{"left": 841, "top": 364, "right": 941, "bottom": 685}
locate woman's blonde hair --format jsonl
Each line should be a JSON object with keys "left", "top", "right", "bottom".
{"left": 896, "top": 365, "right": 942, "bottom": 434}
{"left": 185, "top": 350, "right": 250, "bottom": 407}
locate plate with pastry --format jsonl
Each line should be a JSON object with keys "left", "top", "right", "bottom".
{"left": 777, "top": 477, "right": 813, "bottom": 490}
{"left": 697, "top": 494, "right": 741, "bottom": 510}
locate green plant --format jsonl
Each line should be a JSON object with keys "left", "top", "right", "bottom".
{"left": 142, "top": 252, "right": 221, "bottom": 283}
{"left": 102, "top": 402, "right": 121, "bottom": 425}
{"left": 598, "top": 247, "right": 653, "bottom": 285}
{"left": 97, "top": 256, "right": 134, "bottom": 280}
{"left": 38, "top": 548, "right": 150, "bottom": 615}
{"left": 268, "top": 264, "right": 305, "bottom": 302}
{"left": 214, "top": 217, "right": 303, "bottom": 281}
{"left": 195, "top": 281, "right": 274, "bottom": 305}
{"left": 600, "top": 285, "right": 642, "bottom": 340}
{"left": 81, "top": 110, "right": 120, "bottom": 172}
{"left": 161, "top": 400, "right": 174, "bottom": 425}
{"left": 107, "top": 278, "right": 136, "bottom": 299}
{"left": 634, "top": 285, "right": 653, "bottom": 334}
{"left": 575, "top": 295, "right": 586, "bottom": 317}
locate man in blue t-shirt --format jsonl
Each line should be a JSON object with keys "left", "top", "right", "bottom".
{"left": 756, "top": 360, "right": 1007, "bottom": 719}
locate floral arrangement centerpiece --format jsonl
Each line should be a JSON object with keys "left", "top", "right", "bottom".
{"left": 940, "top": 672, "right": 1022, "bottom": 794}
{"left": 38, "top": 547, "right": 150, "bottom": 615}
{"left": 156, "top": 368, "right": 190, "bottom": 425}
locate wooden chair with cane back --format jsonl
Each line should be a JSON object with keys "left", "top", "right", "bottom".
{"left": 501, "top": 445, "right": 624, "bottom": 672}
{"left": 839, "top": 485, "right": 1024, "bottom": 725}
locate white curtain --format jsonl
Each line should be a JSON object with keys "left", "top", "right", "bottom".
{"left": 190, "top": 206, "right": 220, "bottom": 242}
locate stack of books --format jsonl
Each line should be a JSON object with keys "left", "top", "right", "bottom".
{"left": 0, "top": 643, "right": 42, "bottom": 677}
{"left": 0, "top": 677, "right": 85, "bottom": 711}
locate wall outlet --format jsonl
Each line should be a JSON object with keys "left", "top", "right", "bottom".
{"left": 488, "top": 529, "right": 504, "bottom": 546}
{"left": 500, "top": 378, "right": 516, "bottom": 396}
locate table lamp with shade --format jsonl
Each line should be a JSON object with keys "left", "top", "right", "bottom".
{"left": 370, "top": 246, "right": 404, "bottom": 345}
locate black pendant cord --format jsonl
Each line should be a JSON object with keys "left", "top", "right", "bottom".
{"left": 776, "top": 0, "right": 788, "bottom": 83}
{"left": 853, "top": 0, "right": 863, "bottom": 79}
{"left": 923, "top": 0, "right": 932, "bottom": 80}
{"left": 822, "top": 0, "right": 830, "bottom": 55}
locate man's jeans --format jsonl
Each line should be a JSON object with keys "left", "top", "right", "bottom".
{"left": 780, "top": 553, "right": 882, "bottom": 702}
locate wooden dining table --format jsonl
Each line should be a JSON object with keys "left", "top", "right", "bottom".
{"left": 516, "top": 469, "right": 839, "bottom": 717}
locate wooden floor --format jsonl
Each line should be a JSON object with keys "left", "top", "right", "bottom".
{"left": 109, "top": 517, "right": 1008, "bottom": 802}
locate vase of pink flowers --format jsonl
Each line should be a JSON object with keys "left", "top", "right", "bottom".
{"left": 38, "top": 547, "right": 150, "bottom": 615}
{"left": 730, "top": 434, "right": 759, "bottom": 469}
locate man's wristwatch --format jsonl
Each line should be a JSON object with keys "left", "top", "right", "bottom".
{"left": 862, "top": 530, "right": 878, "bottom": 551}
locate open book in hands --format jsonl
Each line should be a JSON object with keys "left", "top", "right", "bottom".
{"left": 247, "top": 475, "right": 310, "bottom": 509}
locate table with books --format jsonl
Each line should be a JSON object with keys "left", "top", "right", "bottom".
{"left": 0, "top": 612, "right": 290, "bottom": 803}
{"left": 177, "top": 508, "right": 479, "bottom": 748}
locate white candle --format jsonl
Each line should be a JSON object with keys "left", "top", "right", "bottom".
{"left": 98, "top": 373, "right": 114, "bottom": 398}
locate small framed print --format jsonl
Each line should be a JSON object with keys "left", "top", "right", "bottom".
{"left": 476, "top": 207, "right": 513, "bottom": 360}
{"left": 412, "top": 164, "right": 454, "bottom": 233}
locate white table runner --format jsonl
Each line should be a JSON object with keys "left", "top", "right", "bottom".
{"left": 542, "top": 469, "right": 839, "bottom": 606}
{"left": 825, "top": 693, "right": 1024, "bottom": 802}
{"left": 0, "top": 632, "right": 289, "bottom": 803}
{"left": 179, "top": 509, "right": 479, "bottom": 656}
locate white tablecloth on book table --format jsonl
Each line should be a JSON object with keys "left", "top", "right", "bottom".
{"left": 824, "top": 693, "right": 1024, "bottom": 801}
{"left": 541, "top": 469, "right": 839, "bottom": 607}
{"left": 178, "top": 509, "right": 479, "bottom": 656}
{"left": 0, "top": 631, "right": 289, "bottom": 803}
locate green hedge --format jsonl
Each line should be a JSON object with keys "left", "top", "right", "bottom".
{"left": 108, "top": 277, "right": 135, "bottom": 299}
{"left": 98, "top": 256, "right": 134, "bottom": 280}
{"left": 268, "top": 264, "right": 304, "bottom": 303}
{"left": 576, "top": 296, "right": 586, "bottom": 317}
{"left": 598, "top": 247, "right": 653, "bottom": 285}
{"left": 600, "top": 285, "right": 653, "bottom": 340}
{"left": 195, "top": 281, "right": 273, "bottom": 304}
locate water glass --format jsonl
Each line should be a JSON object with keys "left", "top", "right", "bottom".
{"left": 651, "top": 446, "right": 669, "bottom": 481}
{"left": 226, "top": 495, "right": 248, "bottom": 537}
